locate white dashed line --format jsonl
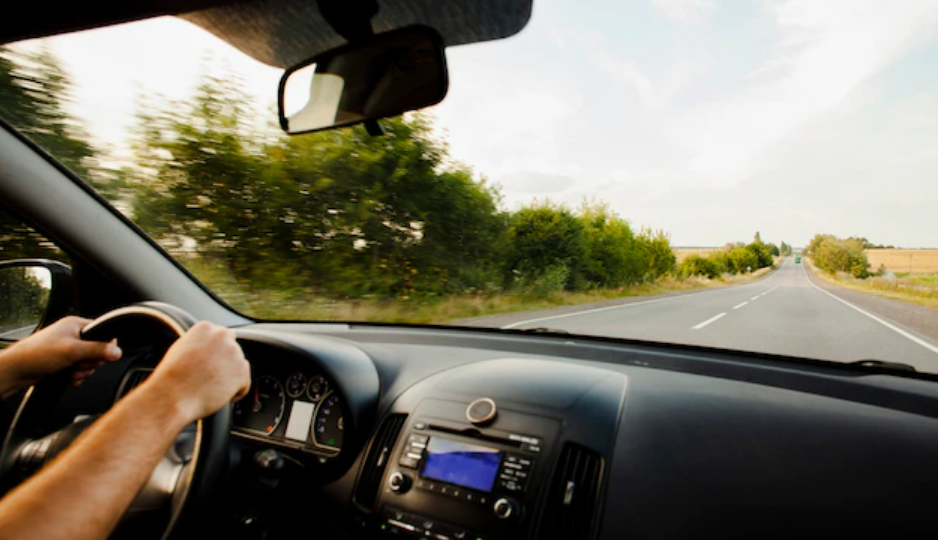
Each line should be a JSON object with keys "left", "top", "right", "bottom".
{"left": 502, "top": 263, "right": 784, "bottom": 329}
{"left": 750, "top": 296, "right": 759, "bottom": 301}
{"left": 692, "top": 312, "right": 727, "bottom": 330}
{"left": 732, "top": 301, "right": 748, "bottom": 310}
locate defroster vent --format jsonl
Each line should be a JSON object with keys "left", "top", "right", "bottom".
{"left": 540, "top": 442, "right": 604, "bottom": 540}
{"left": 353, "top": 413, "right": 407, "bottom": 510}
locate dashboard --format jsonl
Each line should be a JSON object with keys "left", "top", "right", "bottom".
{"left": 45, "top": 322, "right": 938, "bottom": 539}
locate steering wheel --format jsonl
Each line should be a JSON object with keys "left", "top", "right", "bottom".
{"left": 0, "top": 302, "right": 230, "bottom": 539}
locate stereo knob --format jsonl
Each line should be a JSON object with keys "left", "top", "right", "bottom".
{"left": 493, "top": 497, "right": 520, "bottom": 520}
{"left": 388, "top": 471, "right": 411, "bottom": 493}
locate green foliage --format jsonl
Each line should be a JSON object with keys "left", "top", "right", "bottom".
{"left": 2, "top": 51, "right": 695, "bottom": 313}
{"left": 767, "top": 243, "right": 780, "bottom": 257}
{"left": 579, "top": 201, "right": 644, "bottom": 287}
{"left": 678, "top": 254, "right": 722, "bottom": 279}
{"left": 0, "top": 46, "right": 98, "bottom": 180}
{"left": 779, "top": 241, "right": 792, "bottom": 256}
{"left": 635, "top": 228, "right": 676, "bottom": 280}
{"left": 0, "top": 268, "right": 48, "bottom": 327}
{"left": 505, "top": 202, "right": 588, "bottom": 291}
{"left": 728, "top": 247, "right": 759, "bottom": 273}
{"left": 809, "top": 234, "right": 871, "bottom": 278}
{"left": 746, "top": 241, "right": 774, "bottom": 268}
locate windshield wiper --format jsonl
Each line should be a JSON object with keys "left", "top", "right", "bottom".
{"left": 516, "top": 327, "right": 570, "bottom": 335}
{"left": 847, "top": 359, "right": 917, "bottom": 373}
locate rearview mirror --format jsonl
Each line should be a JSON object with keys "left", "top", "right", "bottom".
{"left": 279, "top": 25, "right": 448, "bottom": 135}
{"left": 0, "top": 260, "right": 72, "bottom": 341}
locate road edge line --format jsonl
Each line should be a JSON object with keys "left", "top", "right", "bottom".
{"left": 802, "top": 261, "right": 938, "bottom": 356}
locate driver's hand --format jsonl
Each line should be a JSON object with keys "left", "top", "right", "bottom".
{"left": 144, "top": 322, "right": 250, "bottom": 424}
{"left": 0, "top": 316, "right": 123, "bottom": 396}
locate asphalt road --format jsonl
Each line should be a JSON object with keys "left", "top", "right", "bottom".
{"left": 477, "top": 257, "right": 938, "bottom": 369}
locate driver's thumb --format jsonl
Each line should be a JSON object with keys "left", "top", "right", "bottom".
{"left": 75, "top": 338, "right": 123, "bottom": 363}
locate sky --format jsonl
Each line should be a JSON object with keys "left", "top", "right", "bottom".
{"left": 27, "top": 0, "right": 938, "bottom": 247}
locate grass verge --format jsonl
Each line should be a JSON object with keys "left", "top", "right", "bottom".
{"left": 188, "top": 259, "right": 781, "bottom": 325}
{"left": 807, "top": 260, "right": 938, "bottom": 310}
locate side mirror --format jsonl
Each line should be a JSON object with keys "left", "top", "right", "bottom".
{"left": 0, "top": 260, "right": 72, "bottom": 341}
{"left": 279, "top": 25, "right": 448, "bottom": 135}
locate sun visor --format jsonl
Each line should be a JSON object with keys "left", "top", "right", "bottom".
{"left": 181, "top": 0, "right": 533, "bottom": 68}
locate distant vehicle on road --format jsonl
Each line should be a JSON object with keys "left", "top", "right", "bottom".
{"left": 796, "top": 256, "right": 802, "bottom": 264}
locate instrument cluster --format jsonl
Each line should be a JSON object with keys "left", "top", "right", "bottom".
{"left": 232, "top": 369, "right": 344, "bottom": 455}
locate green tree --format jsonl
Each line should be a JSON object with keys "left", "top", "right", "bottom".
{"left": 635, "top": 228, "right": 676, "bottom": 280}
{"left": 811, "top": 235, "right": 870, "bottom": 278}
{"left": 0, "top": 268, "right": 49, "bottom": 327}
{"left": 729, "top": 247, "right": 759, "bottom": 273}
{"left": 579, "top": 201, "right": 643, "bottom": 287}
{"left": 678, "top": 254, "right": 722, "bottom": 279}
{"left": 0, "top": 46, "right": 98, "bottom": 180}
{"left": 505, "top": 202, "right": 588, "bottom": 291}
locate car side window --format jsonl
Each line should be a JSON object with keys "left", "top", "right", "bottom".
{"left": 0, "top": 205, "right": 68, "bottom": 342}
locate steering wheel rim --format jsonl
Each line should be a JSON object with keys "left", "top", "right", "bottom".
{"left": 0, "top": 302, "right": 230, "bottom": 540}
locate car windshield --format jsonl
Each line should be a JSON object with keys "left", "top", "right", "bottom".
{"left": 2, "top": 1, "right": 938, "bottom": 371}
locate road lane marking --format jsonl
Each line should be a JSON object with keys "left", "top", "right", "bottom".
{"left": 732, "top": 301, "right": 748, "bottom": 310}
{"left": 802, "top": 262, "right": 938, "bottom": 356}
{"left": 501, "top": 264, "right": 784, "bottom": 329}
{"left": 0, "top": 325, "right": 35, "bottom": 339}
{"left": 692, "top": 312, "right": 727, "bottom": 330}
{"left": 750, "top": 296, "right": 759, "bottom": 301}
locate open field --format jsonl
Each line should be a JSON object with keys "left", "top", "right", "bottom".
{"left": 673, "top": 248, "right": 716, "bottom": 263}
{"left": 866, "top": 249, "right": 938, "bottom": 275}
{"left": 808, "top": 260, "right": 938, "bottom": 310}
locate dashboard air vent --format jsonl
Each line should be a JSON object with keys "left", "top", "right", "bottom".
{"left": 353, "top": 413, "right": 407, "bottom": 510}
{"left": 540, "top": 442, "right": 604, "bottom": 540}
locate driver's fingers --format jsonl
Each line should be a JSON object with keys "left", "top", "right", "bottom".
{"left": 70, "top": 338, "right": 122, "bottom": 364}
{"left": 231, "top": 359, "right": 251, "bottom": 402}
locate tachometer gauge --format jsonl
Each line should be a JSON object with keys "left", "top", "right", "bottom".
{"left": 313, "top": 392, "right": 343, "bottom": 451}
{"left": 285, "top": 372, "right": 307, "bottom": 398}
{"left": 233, "top": 375, "right": 285, "bottom": 436}
{"left": 307, "top": 375, "right": 330, "bottom": 401}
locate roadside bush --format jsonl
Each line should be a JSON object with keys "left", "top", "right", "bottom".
{"left": 745, "top": 242, "right": 774, "bottom": 268}
{"left": 579, "top": 202, "right": 644, "bottom": 287}
{"left": 728, "top": 247, "right": 759, "bottom": 273}
{"left": 504, "top": 203, "right": 588, "bottom": 291}
{"left": 636, "top": 228, "right": 676, "bottom": 279}
{"left": 813, "top": 236, "right": 870, "bottom": 278}
{"left": 678, "top": 255, "right": 722, "bottom": 279}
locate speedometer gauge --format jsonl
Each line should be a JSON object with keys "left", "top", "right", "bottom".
{"left": 233, "top": 375, "right": 285, "bottom": 436}
{"left": 312, "top": 392, "right": 343, "bottom": 451}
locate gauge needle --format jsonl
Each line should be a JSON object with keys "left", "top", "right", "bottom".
{"left": 252, "top": 386, "right": 262, "bottom": 413}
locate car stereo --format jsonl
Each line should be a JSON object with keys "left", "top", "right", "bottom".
{"left": 376, "top": 400, "right": 557, "bottom": 540}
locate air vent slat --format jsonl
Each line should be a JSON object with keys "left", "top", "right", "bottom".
{"left": 540, "top": 443, "right": 604, "bottom": 540}
{"left": 353, "top": 413, "right": 407, "bottom": 510}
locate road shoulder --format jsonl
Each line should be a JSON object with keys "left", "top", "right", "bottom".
{"left": 803, "top": 262, "right": 938, "bottom": 343}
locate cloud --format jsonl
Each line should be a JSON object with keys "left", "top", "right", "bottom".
{"left": 651, "top": 0, "right": 716, "bottom": 23}
{"left": 661, "top": 0, "right": 938, "bottom": 188}
{"left": 501, "top": 171, "right": 576, "bottom": 194}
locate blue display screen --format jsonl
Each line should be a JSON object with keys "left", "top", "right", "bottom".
{"left": 421, "top": 438, "right": 502, "bottom": 492}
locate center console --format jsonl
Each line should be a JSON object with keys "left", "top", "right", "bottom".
{"left": 378, "top": 398, "right": 560, "bottom": 539}
{"left": 352, "top": 358, "right": 628, "bottom": 540}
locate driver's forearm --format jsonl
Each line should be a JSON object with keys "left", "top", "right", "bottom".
{"left": 0, "top": 384, "right": 188, "bottom": 540}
